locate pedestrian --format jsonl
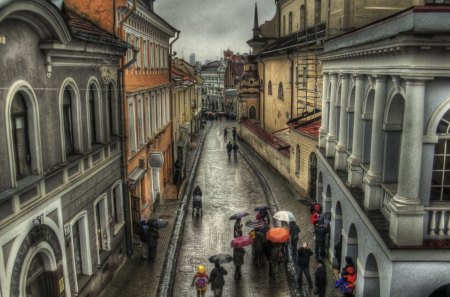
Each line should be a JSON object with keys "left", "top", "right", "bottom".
{"left": 234, "top": 218, "right": 243, "bottom": 238}
{"left": 232, "top": 142, "right": 239, "bottom": 159}
{"left": 226, "top": 141, "right": 233, "bottom": 159}
{"left": 209, "top": 260, "right": 227, "bottom": 297}
{"left": 146, "top": 224, "right": 159, "bottom": 262}
{"left": 314, "top": 259, "right": 327, "bottom": 297}
{"left": 342, "top": 266, "right": 357, "bottom": 297}
{"left": 314, "top": 221, "right": 328, "bottom": 260}
{"left": 191, "top": 265, "right": 209, "bottom": 297}
{"left": 232, "top": 245, "right": 245, "bottom": 280}
{"left": 232, "top": 127, "right": 237, "bottom": 141}
{"left": 261, "top": 209, "right": 271, "bottom": 226}
{"left": 297, "top": 242, "right": 313, "bottom": 291}
{"left": 139, "top": 220, "right": 149, "bottom": 259}
{"left": 289, "top": 221, "right": 300, "bottom": 257}
{"left": 224, "top": 128, "right": 228, "bottom": 140}
{"left": 341, "top": 256, "right": 355, "bottom": 277}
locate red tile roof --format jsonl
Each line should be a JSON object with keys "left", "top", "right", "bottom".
{"left": 293, "top": 119, "right": 321, "bottom": 139}
{"left": 241, "top": 120, "right": 290, "bottom": 157}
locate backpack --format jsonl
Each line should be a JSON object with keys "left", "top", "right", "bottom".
{"left": 195, "top": 276, "right": 207, "bottom": 289}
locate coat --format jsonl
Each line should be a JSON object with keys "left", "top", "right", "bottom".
{"left": 314, "top": 224, "right": 328, "bottom": 243}
{"left": 297, "top": 247, "right": 313, "bottom": 268}
{"left": 315, "top": 266, "right": 327, "bottom": 291}
{"left": 233, "top": 247, "right": 245, "bottom": 266}
{"left": 209, "top": 266, "right": 227, "bottom": 289}
{"left": 146, "top": 228, "right": 159, "bottom": 247}
{"left": 233, "top": 221, "right": 243, "bottom": 238}
{"left": 226, "top": 143, "right": 233, "bottom": 152}
{"left": 290, "top": 223, "right": 300, "bottom": 242}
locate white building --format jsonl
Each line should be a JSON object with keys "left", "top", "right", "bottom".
{"left": 200, "top": 60, "right": 226, "bottom": 112}
{"left": 317, "top": 6, "right": 450, "bottom": 297}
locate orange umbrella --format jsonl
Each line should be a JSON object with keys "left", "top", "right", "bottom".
{"left": 266, "top": 227, "right": 290, "bottom": 243}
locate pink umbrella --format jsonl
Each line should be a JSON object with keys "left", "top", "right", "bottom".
{"left": 231, "top": 235, "right": 253, "bottom": 248}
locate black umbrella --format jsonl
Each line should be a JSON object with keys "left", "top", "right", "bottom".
{"left": 254, "top": 206, "right": 271, "bottom": 212}
{"left": 209, "top": 254, "right": 233, "bottom": 264}
{"left": 148, "top": 218, "right": 168, "bottom": 229}
{"left": 229, "top": 211, "right": 250, "bottom": 220}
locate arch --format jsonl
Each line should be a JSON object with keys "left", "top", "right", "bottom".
{"left": 430, "top": 108, "right": 450, "bottom": 201}
{"left": 0, "top": 0, "right": 71, "bottom": 43}
{"left": 106, "top": 81, "right": 119, "bottom": 138}
{"left": 429, "top": 284, "right": 450, "bottom": 297}
{"left": 288, "top": 11, "right": 293, "bottom": 34}
{"left": 345, "top": 223, "right": 359, "bottom": 268}
{"left": 383, "top": 93, "right": 405, "bottom": 183}
{"left": 427, "top": 96, "right": 450, "bottom": 137}
{"left": 331, "top": 200, "right": 343, "bottom": 267}
{"left": 5, "top": 80, "right": 43, "bottom": 186}
{"left": 300, "top": 5, "right": 306, "bottom": 32}
{"left": 249, "top": 105, "right": 256, "bottom": 119}
{"left": 86, "top": 77, "right": 103, "bottom": 147}
{"left": 59, "top": 78, "right": 82, "bottom": 160}
{"left": 363, "top": 254, "right": 380, "bottom": 297}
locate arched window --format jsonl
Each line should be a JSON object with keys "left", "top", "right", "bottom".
{"left": 300, "top": 5, "right": 306, "bottom": 32}
{"left": 315, "top": 0, "right": 321, "bottom": 25}
{"left": 11, "top": 92, "right": 32, "bottom": 179}
{"left": 295, "top": 144, "right": 300, "bottom": 176}
{"left": 431, "top": 109, "right": 450, "bottom": 201}
{"left": 107, "top": 83, "right": 117, "bottom": 137}
{"left": 278, "top": 82, "right": 284, "bottom": 100}
{"left": 268, "top": 81, "right": 272, "bottom": 95}
{"left": 88, "top": 84, "right": 100, "bottom": 145}
{"left": 288, "top": 12, "right": 293, "bottom": 34}
{"left": 63, "top": 88, "right": 75, "bottom": 156}
{"left": 249, "top": 105, "right": 257, "bottom": 119}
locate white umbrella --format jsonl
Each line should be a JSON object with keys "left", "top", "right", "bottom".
{"left": 273, "top": 210, "right": 296, "bottom": 222}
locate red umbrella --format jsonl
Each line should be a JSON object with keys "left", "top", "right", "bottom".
{"left": 231, "top": 236, "right": 253, "bottom": 248}
{"left": 266, "top": 227, "right": 290, "bottom": 243}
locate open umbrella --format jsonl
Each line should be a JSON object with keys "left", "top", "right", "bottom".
{"left": 209, "top": 254, "right": 233, "bottom": 264}
{"left": 266, "top": 227, "right": 290, "bottom": 243}
{"left": 273, "top": 210, "right": 296, "bottom": 222}
{"left": 229, "top": 211, "right": 250, "bottom": 220}
{"left": 245, "top": 219, "right": 265, "bottom": 229}
{"left": 254, "top": 206, "right": 271, "bottom": 212}
{"left": 148, "top": 218, "right": 168, "bottom": 229}
{"left": 231, "top": 235, "right": 253, "bottom": 248}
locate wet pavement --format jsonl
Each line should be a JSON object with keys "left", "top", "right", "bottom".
{"left": 99, "top": 119, "right": 340, "bottom": 297}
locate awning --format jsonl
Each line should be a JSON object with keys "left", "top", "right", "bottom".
{"left": 128, "top": 167, "right": 146, "bottom": 188}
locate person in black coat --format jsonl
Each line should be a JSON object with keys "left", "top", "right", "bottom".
{"left": 233, "top": 218, "right": 243, "bottom": 238}
{"left": 146, "top": 226, "right": 159, "bottom": 262}
{"left": 232, "top": 143, "right": 239, "bottom": 159}
{"left": 226, "top": 141, "right": 233, "bottom": 159}
{"left": 232, "top": 246, "right": 245, "bottom": 280}
{"left": 209, "top": 260, "right": 227, "bottom": 297}
{"left": 315, "top": 259, "right": 327, "bottom": 297}
{"left": 297, "top": 242, "right": 313, "bottom": 290}
{"left": 314, "top": 222, "right": 328, "bottom": 260}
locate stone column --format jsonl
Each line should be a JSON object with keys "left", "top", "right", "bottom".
{"left": 363, "top": 76, "right": 386, "bottom": 209}
{"left": 335, "top": 74, "right": 349, "bottom": 170}
{"left": 319, "top": 73, "right": 329, "bottom": 148}
{"left": 347, "top": 74, "right": 365, "bottom": 186}
{"left": 389, "top": 79, "right": 426, "bottom": 245}
{"left": 326, "top": 73, "right": 338, "bottom": 157}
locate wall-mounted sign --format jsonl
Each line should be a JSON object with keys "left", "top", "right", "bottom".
{"left": 149, "top": 152, "right": 164, "bottom": 168}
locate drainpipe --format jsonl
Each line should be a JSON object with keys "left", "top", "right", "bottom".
{"left": 259, "top": 57, "right": 266, "bottom": 129}
{"left": 169, "top": 31, "right": 180, "bottom": 197}
{"left": 287, "top": 51, "right": 294, "bottom": 123}
{"left": 117, "top": 0, "right": 137, "bottom": 256}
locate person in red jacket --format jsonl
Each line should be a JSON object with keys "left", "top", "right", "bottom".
{"left": 343, "top": 266, "right": 357, "bottom": 296}
{"left": 191, "top": 265, "right": 209, "bottom": 297}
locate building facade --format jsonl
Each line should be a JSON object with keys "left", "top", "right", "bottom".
{"left": 0, "top": 0, "right": 128, "bottom": 296}
{"left": 200, "top": 60, "right": 226, "bottom": 112}
{"left": 317, "top": 6, "right": 450, "bottom": 297}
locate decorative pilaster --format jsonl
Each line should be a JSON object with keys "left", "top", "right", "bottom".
{"left": 347, "top": 74, "right": 365, "bottom": 187}
{"left": 389, "top": 79, "right": 426, "bottom": 245}
{"left": 319, "top": 73, "right": 330, "bottom": 148}
{"left": 363, "top": 76, "right": 387, "bottom": 209}
{"left": 326, "top": 73, "right": 338, "bottom": 157}
{"left": 335, "top": 74, "right": 349, "bottom": 170}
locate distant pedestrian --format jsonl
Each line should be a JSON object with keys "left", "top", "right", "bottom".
{"left": 314, "top": 259, "right": 327, "bottom": 297}
{"left": 146, "top": 225, "right": 159, "bottom": 262}
{"left": 224, "top": 128, "right": 228, "bottom": 140}
{"left": 289, "top": 221, "right": 300, "bottom": 257}
{"left": 261, "top": 209, "right": 271, "bottom": 226}
{"left": 297, "top": 242, "right": 313, "bottom": 291}
{"left": 232, "top": 127, "right": 237, "bottom": 141}
{"left": 232, "top": 246, "right": 245, "bottom": 280}
{"left": 226, "top": 141, "right": 233, "bottom": 159}
{"left": 232, "top": 142, "right": 239, "bottom": 159}
{"left": 234, "top": 218, "right": 243, "bottom": 238}
{"left": 191, "top": 265, "right": 209, "bottom": 297}
{"left": 314, "top": 221, "right": 328, "bottom": 260}
{"left": 139, "top": 220, "right": 149, "bottom": 259}
{"left": 209, "top": 260, "right": 227, "bottom": 297}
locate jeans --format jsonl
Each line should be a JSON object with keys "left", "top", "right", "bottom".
{"left": 297, "top": 266, "right": 313, "bottom": 289}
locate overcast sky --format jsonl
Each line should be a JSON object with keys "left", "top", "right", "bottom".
{"left": 154, "top": 0, "right": 276, "bottom": 64}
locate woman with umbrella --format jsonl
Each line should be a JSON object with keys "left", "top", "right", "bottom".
{"left": 232, "top": 244, "right": 245, "bottom": 280}
{"left": 229, "top": 211, "right": 249, "bottom": 238}
{"left": 146, "top": 218, "right": 168, "bottom": 262}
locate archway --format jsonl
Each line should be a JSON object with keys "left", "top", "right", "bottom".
{"left": 331, "top": 201, "right": 343, "bottom": 267}
{"left": 309, "top": 152, "right": 317, "bottom": 199}
{"left": 429, "top": 284, "right": 450, "bottom": 297}
{"left": 363, "top": 254, "right": 380, "bottom": 297}
{"left": 24, "top": 250, "right": 58, "bottom": 297}
{"left": 344, "top": 224, "right": 359, "bottom": 268}
{"left": 249, "top": 105, "right": 256, "bottom": 119}
{"left": 383, "top": 93, "right": 404, "bottom": 183}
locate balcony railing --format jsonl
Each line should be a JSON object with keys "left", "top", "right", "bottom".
{"left": 380, "top": 184, "right": 396, "bottom": 222}
{"left": 425, "top": 203, "right": 450, "bottom": 239}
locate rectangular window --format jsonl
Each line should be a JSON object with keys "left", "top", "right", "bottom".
{"left": 150, "top": 43, "right": 154, "bottom": 68}
{"left": 137, "top": 97, "right": 144, "bottom": 145}
{"left": 73, "top": 220, "right": 83, "bottom": 276}
{"left": 128, "top": 98, "right": 136, "bottom": 154}
{"left": 156, "top": 45, "right": 159, "bottom": 69}
{"left": 151, "top": 93, "right": 157, "bottom": 134}
{"left": 157, "top": 92, "right": 162, "bottom": 130}
{"left": 112, "top": 183, "right": 124, "bottom": 226}
{"left": 145, "top": 95, "right": 151, "bottom": 138}
{"left": 136, "top": 36, "right": 141, "bottom": 68}
{"left": 126, "top": 33, "right": 132, "bottom": 62}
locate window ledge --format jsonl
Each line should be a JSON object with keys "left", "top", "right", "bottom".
{"left": 0, "top": 175, "right": 43, "bottom": 202}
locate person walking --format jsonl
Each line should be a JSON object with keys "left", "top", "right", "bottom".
{"left": 314, "top": 259, "right": 327, "bottom": 297}
{"left": 289, "top": 221, "right": 300, "bottom": 258}
{"left": 232, "top": 127, "right": 237, "bottom": 141}
{"left": 191, "top": 265, "right": 209, "bottom": 297}
{"left": 232, "top": 142, "right": 239, "bottom": 160}
{"left": 146, "top": 225, "right": 159, "bottom": 262}
{"left": 209, "top": 260, "right": 227, "bottom": 297}
{"left": 139, "top": 220, "right": 149, "bottom": 259}
{"left": 297, "top": 242, "right": 313, "bottom": 291}
{"left": 234, "top": 218, "right": 243, "bottom": 238}
{"left": 224, "top": 128, "right": 228, "bottom": 140}
{"left": 232, "top": 246, "right": 245, "bottom": 280}
{"left": 226, "top": 141, "right": 233, "bottom": 159}
{"left": 314, "top": 221, "right": 328, "bottom": 260}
